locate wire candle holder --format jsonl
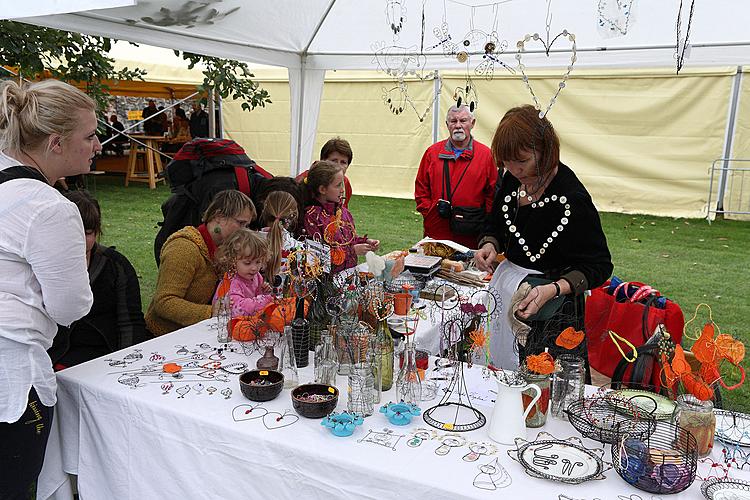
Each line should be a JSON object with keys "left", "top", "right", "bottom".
{"left": 612, "top": 420, "right": 698, "bottom": 494}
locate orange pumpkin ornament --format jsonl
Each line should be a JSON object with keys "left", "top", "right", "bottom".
{"left": 555, "top": 327, "right": 585, "bottom": 350}
{"left": 330, "top": 247, "right": 346, "bottom": 266}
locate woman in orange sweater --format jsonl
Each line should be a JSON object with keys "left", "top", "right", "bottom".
{"left": 146, "top": 190, "right": 256, "bottom": 335}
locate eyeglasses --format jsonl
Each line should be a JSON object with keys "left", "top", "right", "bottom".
{"left": 230, "top": 217, "right": 252, "bottom": 228}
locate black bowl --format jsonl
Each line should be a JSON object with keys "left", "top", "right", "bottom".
{"left": 239, "top": 369, "right": 284, "bottom": 402}
{"left": 291, "top": 383, "right": 339, "bottom": 418}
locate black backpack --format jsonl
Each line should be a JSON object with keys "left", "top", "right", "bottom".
{"left": 153, "top": 138, "right": 273, "bottom": 265}
{"left": 0, "top": 165, "right": 48, "bottom": 185}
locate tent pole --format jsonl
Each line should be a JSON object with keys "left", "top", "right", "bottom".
{"left": 294, "top": 56, "right": 307, "bottom": 176}
{"left": 208, "top": 88, "right": 216, "bottom": 139}
{"left": 715, "top": 66, "right": 743, "bottom": 215}
{"left": 432, "top": 70, "right": 441, "bottom": 144}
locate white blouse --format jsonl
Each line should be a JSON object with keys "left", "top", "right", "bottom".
{"left": 0, "top": 155, "right": 93, "bottom": 423}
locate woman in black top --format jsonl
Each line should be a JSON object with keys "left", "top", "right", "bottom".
{"left": 475, "top": 105, "right": 612, "bottom": 377}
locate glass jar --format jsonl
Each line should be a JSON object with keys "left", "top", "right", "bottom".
{"left": 290, "top": 317, "right": 310, "bottom": 368}
{"left": 674, "top": 394, "right": 715, "bottom": 457}
{"left": 314, "top": 330, "right": 339, "bottom": 386}
{"left": 551, "top": 354, "right": 585, "bottom": 419}
{"left": 375, "top": 319, "right": 394, "bottom": 392}
{"left": 522, "top": 369, "right": 551, "bottom": 428}
{"left": 396, "top": 340, "right": 422, "bottom": 404}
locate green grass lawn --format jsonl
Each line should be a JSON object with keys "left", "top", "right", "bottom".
{"left": 93, "top": 175, "right": 750, "bottom": 409}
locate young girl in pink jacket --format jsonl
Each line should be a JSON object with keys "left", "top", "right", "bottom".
{"left": 214, "top": 229, "right": 273, "bottom": 316}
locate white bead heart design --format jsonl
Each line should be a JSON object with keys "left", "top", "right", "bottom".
{"left": 515, "top": 30, "right": 577, "bottom": 118}
{"left": 502, "top": 192, "right": 572, "bottom": 263}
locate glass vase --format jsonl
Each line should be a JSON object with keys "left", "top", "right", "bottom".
{"left": 396, "top": 339, "right": 422, "bottom": 405}
{"left": 375, "top": 319, "right": 394, "bottom": 392}
{"left": 290, "top": 317, "right": 310, "bottom": 368}
{"left": 314, "top": 330, "right": 339, "bottom": 386}
{"left": 551, "top": 354, "right": 585, "bottom": 419}
{"left": 674, "top": 394, "right": 715, "bottom": 457}
{"left": 521, "top": 369, "right": 550, "bottom": 428}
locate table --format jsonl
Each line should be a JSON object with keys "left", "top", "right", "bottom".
{"left": 125, "top": 135, "right": 166, "bottom": 189}
{"left": 38, "top": 318, "right": 743, "bottom": 500}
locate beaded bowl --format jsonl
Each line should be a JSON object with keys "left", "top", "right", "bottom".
{"left": 238, "top": 369, "right": 284, "bottom": 402}
{"left": 291, "top": 383, "right": 339, "bottom": 418}
{"left": 612, "top": 420, "right": 698, "bottom": 494}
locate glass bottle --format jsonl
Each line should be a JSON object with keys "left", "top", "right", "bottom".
{"left": 348, "top": 361, "right": 374, "bottom": 417}
{"left": 674, "top": 394, "right": 715, "bottom": 457}
{"left": 396, "top": 339, "right": 422, "bottom": 404}
{"left": 278, "top": 326, "right": 298, "bottom": 389}
{"left": 521, "top": 369, "right": 551, "bottom": 428}
{"left": 215, "top": 295, "right": 231, "bottom": 343}
{"left": 550, "top": 354, "right": 585, "bottom": 419}
{"left": 291, "top": 298, "right": 310, "bottom": 368}
{"left": 375, "top": 319, "right": 394, "bottom": 392}
{"left": 314, "top": 330, "right": 339, "bottom": 386}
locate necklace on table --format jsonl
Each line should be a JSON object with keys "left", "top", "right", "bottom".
{"left": 500, "top": 190, "right": 572, "bottom": 263}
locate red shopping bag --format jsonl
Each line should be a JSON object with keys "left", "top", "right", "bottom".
{"left": 585, "top": 280, "right": 685, "bottom": 378}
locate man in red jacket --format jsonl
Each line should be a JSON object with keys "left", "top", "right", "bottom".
{"left": 415, "top": 105, "right": 497, "bottom": 249}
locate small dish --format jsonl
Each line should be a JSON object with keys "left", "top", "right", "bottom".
{"left": 702, "top": 477, "right": 750, "bottom": 499}
{"left": 238, "top": 369, "right": 284, "bottom": 402}
{"left": 508, "top": 432, "right": 609, "bottom": 484}
{"left": 715, "top": 409, "right": 750, "bottom": 447}
{"left": 380, "top": 401, "right": 421, "bottom": 426}
{"left": 321, "top": 411, "right": 364, "bottom": 437}
{"left": 611, "top": 388, "right": 676, "bottom": 420}
{"left": 291, "top": 383, "right": 339, "bottom": 418}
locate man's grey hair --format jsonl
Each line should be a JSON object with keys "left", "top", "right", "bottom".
{"left": 446, "top": 105, "right": 474, "bottom": 121}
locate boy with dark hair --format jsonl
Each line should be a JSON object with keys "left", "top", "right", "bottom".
{"left": 295, "top": 137, "right": 353, "bottom": 207}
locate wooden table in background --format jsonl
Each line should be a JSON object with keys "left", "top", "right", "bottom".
{"left": 125, "top": 134, "right": 166, "bottom": 189}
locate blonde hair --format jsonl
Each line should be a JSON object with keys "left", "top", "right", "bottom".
{"left": 202, "top": 189, "right": 256, "bottom": 224}
{"left": 215, "top": 228, "right": 269, "bottom": 274}
{"left": 0, "top": 79, "right": 96, "bottom": 154}
{"left": 260, "top": 191, "right": 298, "bottom": 279}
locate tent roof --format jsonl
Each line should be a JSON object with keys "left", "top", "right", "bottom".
{"left": 13, "top": 0, "right": 750, "bottom": 71}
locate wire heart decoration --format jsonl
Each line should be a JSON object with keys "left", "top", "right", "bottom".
{"left": 263, "top": 410, "right": 299, "bottom": 430}
{"left": 515, "top": 30, "right": 577, "bottom": 119}
{"left": 232, "top": 404, "right": 268, "bottom": 422}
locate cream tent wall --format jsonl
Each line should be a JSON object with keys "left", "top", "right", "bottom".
{"left": 723, "top": 68, "right": 750, "bottom": 221}
{"left": 221, "top": 66, "right": 738, "bottom": 219}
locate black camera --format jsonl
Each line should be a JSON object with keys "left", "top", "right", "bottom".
{"left": 436, "top": 198, "right": 452, "bottom": 219}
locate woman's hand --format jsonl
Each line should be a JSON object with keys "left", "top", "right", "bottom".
{"left": 474, "top": 243, "right": 497, "bottom": 272}
{"left": 261, "top": 282, "right": 272, "bottom": 294}
{"left": 366, "top": 239, "right": 380, "bottom": 251}
{"left": 515, "top": 284, "right": 556, "bottom": 319}
{"left": 353, "top": 243, "right": 371, "bottom": 256}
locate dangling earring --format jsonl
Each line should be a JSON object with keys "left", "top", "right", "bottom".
{"left": 213, "top": 226, "right": 222, "bottom": 234}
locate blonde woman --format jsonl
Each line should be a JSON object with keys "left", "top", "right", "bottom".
{"left": 0, "top": 79, "right": 97, "bottom": 497}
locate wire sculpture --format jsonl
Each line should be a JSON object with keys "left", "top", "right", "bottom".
{"left": 597, "top": 0, "right": 635, "bottom": 37}
{"left": 675, "top": 0, "right": 696, "bottom": 74}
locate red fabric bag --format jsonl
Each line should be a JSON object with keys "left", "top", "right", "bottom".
{"left": 585, "top": 280, "right": 685, "bottom": 378}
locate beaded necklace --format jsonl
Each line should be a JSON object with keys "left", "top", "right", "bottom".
{"left": 500, "top": 189, "right": 571, "bottom": 263}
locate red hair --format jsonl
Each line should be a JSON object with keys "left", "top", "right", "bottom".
{"left": 491, "top": 105, "right": 560, "bottom": 177}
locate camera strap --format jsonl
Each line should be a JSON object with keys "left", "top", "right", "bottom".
{"left": 442, "top": 157, "right": 472, "bottom": 204}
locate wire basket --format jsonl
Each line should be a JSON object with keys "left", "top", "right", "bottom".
{"left": 566, "top": 393, "right": 656, "bottom": 444}
{"left": 612, "top": 420, "right": 698, "bottom": 494}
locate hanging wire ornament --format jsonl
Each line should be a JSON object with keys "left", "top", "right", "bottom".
{"left": 385, "top": 0, "right": 407, "bottom": 40}
{"left": 428, "top": 21, "right": 458, "bottom": 56}
{"left": 675, "top": 0, "right": 695, "bottom": 75}
{"left": 453, "top": 75, "right": 479, "bottom": 113}
{"left": 516, "top": 0, "right": 576, "bottom": 119}
{"left": 596, "top": 0, "right": 635, "bottom": 38}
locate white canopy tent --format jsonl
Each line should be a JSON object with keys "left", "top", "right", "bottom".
{"left": 8, "top": 0, "right": 750, "bottom": 177}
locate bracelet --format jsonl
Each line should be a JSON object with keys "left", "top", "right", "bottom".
{"left": 552, "top": 281, "right": 561, "bottom": 298}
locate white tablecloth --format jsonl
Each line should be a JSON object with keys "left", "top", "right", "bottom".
{"left": 38, "top": 318, "right": 745, "bottom": 500}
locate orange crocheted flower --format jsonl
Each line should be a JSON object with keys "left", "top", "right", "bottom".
{"left": 526, "top": 352, "right": 556, "bottom": 375}
{"left": 469, "top": 328, "right": 487, "bottom": 350}
{"left": 715, "top": 334, "right": 745, "bottom": 365}
{"left": 555, "top": 327, "right": 585, "bottom": 350}
{"left": 331, "top": 247, "right": 345, "bottom": 266}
